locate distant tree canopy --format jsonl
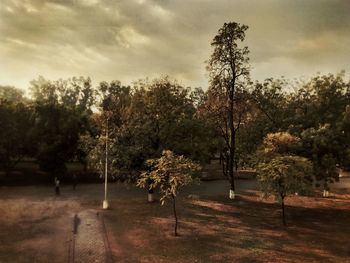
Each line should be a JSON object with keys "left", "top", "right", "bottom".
{"left": 1, "top": 71, "right": 349, "bottom": 189}
{"left": 123, "top": 78, "right": 216, "bottom": 166}
{"left": 28, "top": 76, "right": 94, "bottom": 176}
{"left": 0, "top": 86, "right": 33, "bottom": 173}
{"left": 0, "top": 85, "right": 25, "bottom": 102}
{"left": 79, "top": 77, "right": 216, "bottom": 182}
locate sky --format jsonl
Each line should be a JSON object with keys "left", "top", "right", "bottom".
{"left": 1, "top": 0, "right": 350, "bottom": 91}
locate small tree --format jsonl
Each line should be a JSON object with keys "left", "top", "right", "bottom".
{"left": 137, "top": 150, "right": 200, "bottom": 236}
{"left": 257, "top": 156, "right": 313, "bottom": 226}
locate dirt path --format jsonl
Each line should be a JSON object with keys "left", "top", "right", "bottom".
{"left": 70, "top": 210, "right": 112, "bottom": 263}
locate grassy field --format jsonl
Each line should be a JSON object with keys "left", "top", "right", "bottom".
{"left": 0, "top": 182, "right": 349, "bottom": 262}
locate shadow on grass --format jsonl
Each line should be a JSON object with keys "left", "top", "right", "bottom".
{"left": 178, "top": 193, "right": 350, "bottom": 261}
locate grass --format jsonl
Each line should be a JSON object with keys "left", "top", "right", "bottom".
{"left": 102, "top": 189, "right": 350, "bottom": 262}
{"left": 0, "top": 182, "right": 349, "bottom": 262}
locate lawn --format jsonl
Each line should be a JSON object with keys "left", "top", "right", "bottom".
{"left": 0, "top": 181, "right": 349, "bottom": 262}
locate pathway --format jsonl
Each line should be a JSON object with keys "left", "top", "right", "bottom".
{"left": 69, "top": 210, "right": 112, "bottom": 263}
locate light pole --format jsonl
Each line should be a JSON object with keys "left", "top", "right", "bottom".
{"left": 103, "top": 117, "right": 109, "bottom": 209}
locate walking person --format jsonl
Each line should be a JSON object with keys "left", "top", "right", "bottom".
{"left": 55, "top": 177, "right": 60, "bottom": 196}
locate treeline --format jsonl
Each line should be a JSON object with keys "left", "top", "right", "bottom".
{"left": 0, "top": 72, "right": 349, "bottom": 187}
{"left": 0, "top": 77, "right": 217, "bottom": 180}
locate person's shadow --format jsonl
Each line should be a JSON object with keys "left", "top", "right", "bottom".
{"left": 73, "top": 214, "right": 80, "bottom": 234}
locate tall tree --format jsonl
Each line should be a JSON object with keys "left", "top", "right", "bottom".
{"left": 206, "top": 22, "right": 250, "bottom": 199}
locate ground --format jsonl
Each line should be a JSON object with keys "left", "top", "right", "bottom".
{"left": 0, "top": 179, "right": 349, "bottom": 263}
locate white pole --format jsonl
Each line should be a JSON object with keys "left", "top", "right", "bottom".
{"left": 103, "top": 118, "right": 109, "bottom": 209}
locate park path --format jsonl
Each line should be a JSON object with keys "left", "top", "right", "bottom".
{"left": 69, "top": 210, "right": 113, "bottom": 263}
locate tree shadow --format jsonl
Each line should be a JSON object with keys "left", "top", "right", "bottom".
{"left": 175, "top": 192, "right": 350, "bottom": 262}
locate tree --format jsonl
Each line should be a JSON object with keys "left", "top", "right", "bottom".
{"left": 0, "top": 92, "right": 33, "bottom": 174}
{"left": 78, "top": 80, "right": 132, "bottom": 182}
{"left": 121, "top": 77, "right": 215, "bottom": 169}
{"left": 300, "top": 125, "right": 340, "bottom": 195}
{"left": 257, "top": 156, "right": 313, "bottom": 226}
{"left": 0, "top": 85, "right": 25, "bottom": 102}
{"left": 137, "top": 150, "right": 200, "bottom": 236}
{"left": 235, "top": 79, "right": 294, "bottom": 168}
{"left": 206, "top": 22, "right": 250, "bottom": 199}
{"left": 79, "top": 113, "right": 111, "bottom": 179}
{"left": 251, "top": 78, "right": 291, "bottom": 131}
{"left": 79, "top": 77, "right": 214, "bottom": 188}
{"left": 288, "top": 73, "right": 350, "bottom": 194}
{"left": 288, "top": 72, "right": 349, "bottom": 134}
{"left": 339, "top": 105, "right": 350, "bottom": 170}
{"left": 29, "top": 76, "right": 94, "bottom": 177}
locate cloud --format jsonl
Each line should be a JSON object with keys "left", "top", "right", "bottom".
{"left": 0, "top": 0, "right": 349, "bottom": 90}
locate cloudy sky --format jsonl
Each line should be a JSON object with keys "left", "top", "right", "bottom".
{"left": 1, "top": 0, "right": 349, "bottom": 91}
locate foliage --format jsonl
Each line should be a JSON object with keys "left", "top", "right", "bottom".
{"left": 251, "top": 78, "right": 292, "bottom": 131}
{"left": 1, "top": 69, "right": 349, "bottom": 190}
{"left": 340, "top": 105, "right": 350, "bottom": 169}
{"left": 300, "top": 125, "right": 340, "bottom": 189}
{"left": 257, "top": 155, "right": 313, "bottom": 225}
{"left": 29, "top": 76, "right": 94, "bottom": 176}
{"left": 0, "top": 85, "right": 25, "bottom": 102}
{"left": 288, "top": 73, "right": 350, "bottom": 187}
{"left": 30, "top": 76, "right": 95, "bottom": 110}
{"left": 92, "top": 81, "right": 132, "bottom": 175}
{"left": 257, "top": 156, "right": 313, "bottom": 199}
{"left": 261, "top": 132, "right": 300, "bottom": 156}
{"left": 241, "top": 73, "right": 349, "bottom": 191}
{"left": 137, "top": 150, "right": 200, "bottom": 236}
{"left": 137, "top": 150, "right": 200, "bottom": 204}
{"left": 119, "top": 77, "right": 215, "bottom": 169}
{"left": 288, "top": 72, "right": 349, "bottom": 134}
{"left": 235, "top": 79, "right": 294, "bottom": 167}
{"left": 0, "top": 88, "right": 33, "bottom": 173}
{"left": 78, "top": 77, "right": 214, "bottom": 182}
{"left": 78, "top": 113, "right": 123, "bottom": 181}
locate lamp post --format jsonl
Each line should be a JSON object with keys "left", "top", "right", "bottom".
{"left": 103, "top": 117, "right": 109, "bottom": 209}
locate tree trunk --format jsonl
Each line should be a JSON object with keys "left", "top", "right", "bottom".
{"left": 323, "top": 179, "right": 329, "bottom": 197}
{"left": 228, "top": 87, "right": 236, "bottom": 199}
{"left": 172, "top": 194, "right": 178, "bottom": 236}
{"left": 148, "top": 187, "right": 154, "bottom": 202}
{"left": 281, "top": 196, "right": 286, "bottom": 226}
